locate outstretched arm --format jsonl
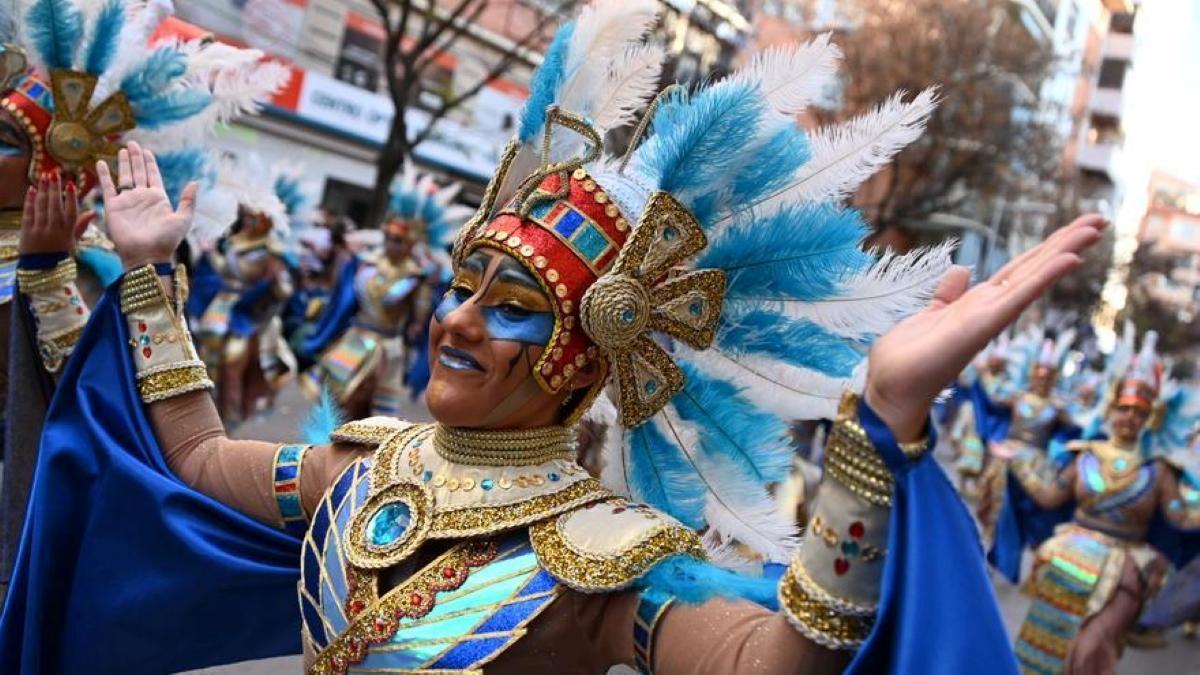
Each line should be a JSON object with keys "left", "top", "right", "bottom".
{"left": 98, "top": 142, "right": 367, "bottom": 528}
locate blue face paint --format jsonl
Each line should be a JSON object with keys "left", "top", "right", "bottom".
{"left": 0, "top": 140, "right": 24, "bottom": 157}
{"left": 433, "top": 287, "right": 555, "bottom": 346}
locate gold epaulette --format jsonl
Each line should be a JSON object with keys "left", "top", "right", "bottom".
{"left": 330, "top": 417, "right": 413, "bottom": 447}
{"left": 529, "top": 498, "right": 705, "bottom": 592}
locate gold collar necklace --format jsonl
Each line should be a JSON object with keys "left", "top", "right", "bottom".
{"left": 0, "top": 210, "right": 22, "bottom": 231}
{"left": 433, "top": 424, "right": 577, "bottom": 467}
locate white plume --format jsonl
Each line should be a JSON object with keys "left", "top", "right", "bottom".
{"left": 763, "top": 241, "right": 955, "bottom": 339}
{"left": 589, "top": 44, "right": 665, "bottom": 134}
{"left": 96, "top": 0, "right": 174, "bottom": 99}
{"left": 758, "top": 88, "right": 938, "bottom": 210}
{"left": 729, "top": 33, "right": 842, "bottom": 118}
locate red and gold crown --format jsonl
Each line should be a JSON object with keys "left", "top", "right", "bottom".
{"left": 0, "top": 45, "right": 136, "bottom": 191}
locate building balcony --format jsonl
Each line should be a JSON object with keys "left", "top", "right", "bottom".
{"left": 1104, "top": 32, "right": 1134, "bottom": 61}
{"left": 1077, "top": 141, "right": 1122, "bottom": 181}
{"left": 1089, "top": 86, "right": 1125, "bottom": 118}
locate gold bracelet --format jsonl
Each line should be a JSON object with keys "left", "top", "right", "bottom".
{"left": 824, "top": 412, "right": 894, "bottom": 507}
{"left": 779, "top": 562, "right": 875, "bottom": 650}
{"left": 120, "top": 264, "right": 169, "bottom": 314}
{"left": 17, "top": 257, "right": 77, "bottom": 295}
{"left": 136, "top": 362, "right": 214, "bottom": 402}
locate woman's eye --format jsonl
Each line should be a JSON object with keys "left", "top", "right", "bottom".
{"left": 449, "top": 286, "right": 473, "bottom": 301}
{"left": 498, "top": 303, "right": 532, "bottom": 318}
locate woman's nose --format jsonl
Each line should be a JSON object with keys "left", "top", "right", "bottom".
{"left": 440, "top": 297, "right": 487, "bottom": 344}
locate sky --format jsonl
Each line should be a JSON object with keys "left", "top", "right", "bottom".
{"left": 1096, "top": 0, "right": 1200, "bottom": 340}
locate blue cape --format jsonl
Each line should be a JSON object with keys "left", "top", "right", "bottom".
{"left": 300, "top": 256, "right": 360, "bottom": 360}
{"left": 850, "top": 401, "right": 1018, "bottom": 675}
{"left": 185, "top": 254, "right": 223, "bottom": 322}
{"left": 185, "top": 254, "right": 275, "bottom": 337}
{"left": 0, "top": 285, "right": 302, "bottom": 673}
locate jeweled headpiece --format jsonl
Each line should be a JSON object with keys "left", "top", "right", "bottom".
{"left": 0, "top": 0, "right": 287, "bottom": 200}
{"left": 1116, "top": 330, "right": 1161, "bottom": 411}
{"left": 385, "top": 160, "right": 471, "bottom": 256}
{"left": 451, "top": 0, "right": 949, "bottom": 563}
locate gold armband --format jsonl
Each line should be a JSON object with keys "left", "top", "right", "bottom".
{"left": 120, "top": 264, "right": 212, "bottom": 402}
{"left": 18, "top": 257, "right": 89, "bottom": 372}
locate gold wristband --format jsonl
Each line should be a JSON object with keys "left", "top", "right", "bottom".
{"left": 825, "top": 412, "right": 895, "bottom": 507}
{"left": 136, "top": 361, "right": 214, "bottom": 402}
{"left": 779, "top": 562, "right": 875, "bottom": 650}
{"left": 17, "top": 257, "right": 77, "bottom": 295}
{"left": 120, "top": 264, "right": 170, "bottom": 314}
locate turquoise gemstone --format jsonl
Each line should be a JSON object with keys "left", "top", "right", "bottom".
{"left": 548, "top": 472, "right": 560, "bottom": 482}
{"left": 663, "top": 226, "right": 677, "bottom": 241}
{"left": 422, "top": 470, "right": 432, "bottom": 482}
{"left": 621, "top": 308, "right": 635, "bottom": 324}
{"left": 1113, "top": 458, "right": 1127, "bottom": 471}
{"left": 367, "top": 502, "right": 411, "bottom": 548}
{"left": 688, "top": 301, "right": 702, "bottom": 316}
{"left": 841, "top": 540, "right": 860, "bottom": 556}
{"left": 139, "top": 335, "right": 151, "bottom": 346}
{"left": 645, "top": 380, "right": 658, "bottom": 394}
{"left": 481, "top": 478, "right": 494, "bottom": 491}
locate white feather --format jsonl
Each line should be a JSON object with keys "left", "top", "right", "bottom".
{"left": 701, "top": 529, "right": 765, "bottom": 573}
{"left": 590, "top": 389, "right": 631, "bottom": 496}
{"left": 729, "top": 33, "right": 842, "bottom": 118}
{"left": 760, "top": 241, "right": 954, "bottom": 339}
{"left": 589, "top": 44, "right": 665, "bottom": 134}
{"left": 95, "top": 0, "right": 173, "bottom": 98}
{"left": 655, "top": 407, "right": 798, "bottom": 563}
{"left": 678, "top": 345, "right": 865, "bottom": 421}
{"left": 189, "top": 182, "right": 239, "bottom": 246}
{"left": 558, "top": 0, "right": 658, "bottom": 109}
{"left": 756, "top": 88, "right": 938, "bottom": 211}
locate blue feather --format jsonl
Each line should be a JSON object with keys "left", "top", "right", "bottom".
{"left": 302, "top": 388, "right": 345, "bottom": 445}
{"left": 131, "top": 89, "right": 214, "bottom": 129}
{"left": 0, "top": 2, "right": 15, "bottom": 44}
{"left": 83, "top": 0, "right": 125, "bottom": 75}
{"left": 727, "top": 124, "right": 810, "bottom": 210}
{"left": 156, "top": 149, "right": 210, "bottom": 208}
{"left": 627, "top": 421, "right": 707, "bottom": 529}
{"left": 26, "top": 0, "right": 83, "bottom": 69}
{"left": 121, "top": 46, "right": 188, "bottom": 105}
{"left": 639, "top": 555, "right": 780, "bottom": 609}
{"left": 634, "top": 82, "right": 763, "bottom": 221}
{"left": 673, "top": 359, "right": 791, "bottom": 485}
{"left": 700, "top": 204, "right": 872, "bottom": 302}
{"left": 718, "top": 308, "right": 864, "bottom": 378}
{"left": 389, "top": 190, "right": 420, "bottom": 220}
{"left": 274, "top": 175, "right": 307, "bottom": 217}
{"left": 75, "top": 246, "right": 123, "bottom": 288}
{"left": 518, "top": 21, "right": 575, "bottom": 142}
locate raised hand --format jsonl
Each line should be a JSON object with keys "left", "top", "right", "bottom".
{"left": 97, "top": 141, "right": 198, "bottom": 270}
{"left": 18, "top": 175, "right": 95, "bottom": 255}
{"left": 864, "top": 214, "right": 1107, "bottom": 441}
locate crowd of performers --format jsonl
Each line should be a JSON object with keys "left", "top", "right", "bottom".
{"left": 0, "top": 1, "right": 1194, "bottom": 675}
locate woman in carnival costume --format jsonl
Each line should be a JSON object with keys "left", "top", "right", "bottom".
{"left": 187, "top": 153, "right": 299, "bottom": 423}
{"left": 0, "top": 0, "right": 285, "bottom": 592}
{"left": 947, "top": 335, "right": 1014, "bottom": 507}
{"left": 301, "top": 162, "right": 469, "bottom": 418}
{"left": 980, "top": 328, "right": 1082, "bottom": 580}
{"left": 1012, "top": 330, "right": 1200, "bottom": 673}
{"left": 0, "top": 2, "right": 1107, "bottom": 672}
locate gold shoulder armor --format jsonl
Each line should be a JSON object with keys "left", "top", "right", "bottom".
{"left": 529, "top": 498, "right": 705, "bottom": 592}
{"left": 330, "top": 417, "right": 413, "bottom": 447}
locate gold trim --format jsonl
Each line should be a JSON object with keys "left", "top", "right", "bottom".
{"left": 431, "top": 478, "right": 610, "bottom": 538}
{"left": 344, "top": 480, "right": 434, "bottom": 570}
{"left": 778, "top": 562, "right": 874, "bottom": 650}
{"left": 528, "top": 507, "right": 705, "bottom": 592}
{"left": 136, "top": 364, "right": 214, "bottom": 402}
{"left": 330, "top": 421, "right": 406, "bottom": 447}
{"left": 433, "top": 424, "right": 576, "bottom": 466}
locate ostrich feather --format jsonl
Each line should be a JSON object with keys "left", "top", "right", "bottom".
{"left": 673, "top": 359, "right": 792, "bottom": 485}
{"left": 130, "top": 88, "right": 213, "bottom": 129}
{"left": 302, "top": 388, "right": 345, "bottom": 445}
{"left": 717, "top": 307, "right": 864, "bottom": 378}
{"left": 678, "top": 345, "right": 866, "bottom": 421}
{"left": 730, "top": 33, "right": 842, "bottom": 117}
{"left": 518, "top": 21, "right": 574, "bottom": 142}
{"left": 753, "top": 88, "right": 938, "bottom": 212}
{"left": 94, "top": 0, "right": 172, "bottom": 99}
{"left": 589, "top": 44, "right": 665, "bottom": 134}
{"left": 155, "top": 147, "right": 210, "bottom": 208}
{"left": 24, "top": 0, "right": 83, "bottom": 70}
{"left": 82, "top": 0, "right": 125, "bottom": 75}
{"left": 634, "top": 82, "right": 763, "bottom": 215}
{"left": 189, "top": 182, "right": 239, "bottom": 246}
{"left": 761, "top": 241, "right": 954, "bottom": 340}
{"left": 557, "top": 0, "right": 659, "bottom": 125}
{"left": 641, "top": 555, "right": 778, "bottom": 607}
{"left": 623, "top": 415, "right": 707, "bottom": 529}
{"left": 121, "top": 45, "right": 187, "bottom": 104}
{"left": 0, "top": 1, "right": 14, "bottom": 44}
{"left": 702, "top": 203, "right": 872, "bottom": 302}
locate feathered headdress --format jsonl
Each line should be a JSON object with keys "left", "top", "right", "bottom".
{"left": 452, "top": 0, "right": 948, "bottom": 564}
{"left": 0, "top": 0, "right": 287, "bottom": 202}
{"left": 386, "top": 159, "right": 473, "bottom": 256}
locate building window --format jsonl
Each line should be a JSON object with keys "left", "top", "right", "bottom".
{"left": 1097, "top": 58, "right": 1127, "bottom": 89}
{"left": 1110, "top": 12, "right": 1135, "bottom": 35}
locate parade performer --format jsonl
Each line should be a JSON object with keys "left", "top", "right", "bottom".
{"left": 188, "top": 154, "right": 297, "bottom": 423}
{"left": 0, "top": 3, "right": 1106, "bottom": 672}
{"left": 948, "top": 337, "right": 1014, "bottom": 505}
{"left": 301, "top": 163, "right": 467, "bottom": 418}
{"left": 0, "top": 0, "right": 286, "bottom": 591}
{"left": 1012, "top": 330, "right": 1200, "bottom": 673}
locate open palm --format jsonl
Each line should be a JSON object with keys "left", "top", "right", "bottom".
{"left": 865, "top": 215, "right": 1107, "bottom": 440}
{"left": 97, "top": 141, "right": 197, "bottom": 270}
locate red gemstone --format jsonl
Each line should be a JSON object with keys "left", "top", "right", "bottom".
{"left": 142, "top": 347, "right": 152, "bottom": 358}
{"left": 373, "top": 617, "right": 388, "bottom": 632}
{"left": 138, "top": 322, "right": 147, "bottom": 332}
{"left": 849, "top": 521, "right": 865, "bottom": 539}
{"left": 612, "top": 507, "right": 626, "bottom": 514}
{"left": 834, "top": 558, "right": 850, "bottom": 576}
{"left": 63, "top": 287, "right": 71, "bottom": 295}
{"left": 75, "top": 307, "right": 84, "bottom": 314}
{"left": 442, "top": 567, "right": 455, "bottom": 579}
{"left": 410, "top": 593, "right": 423, "bottom": 605}
{"left": 348, "top": 599, "right": 365, "bottom": 615}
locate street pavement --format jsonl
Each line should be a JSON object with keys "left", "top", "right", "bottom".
{"left": 167, "top": 384, "right": 1197, "bottom": 673}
